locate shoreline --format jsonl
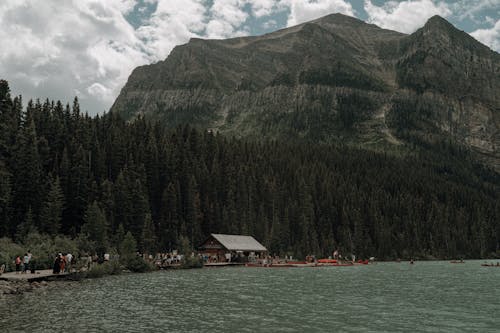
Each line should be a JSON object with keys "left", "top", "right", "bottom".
{"left": 3, "top": 259, "right": 499, "bottom": 298}
{"left": 0, "top": 272, "right": 90, "bottom": 298}
{"left": 0, "top": 279, "right": 68, "bottom": 298}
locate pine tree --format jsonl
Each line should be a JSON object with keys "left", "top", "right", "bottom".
{"left": 12, "top": 113, "right": 42, "bottom": 227}
{"left": 0, "top": 164, "right": 11, "bottom": 237}
{"left": 298, "top": 179, "right": 319, "bottom": 256}
{"left": 66, "top": 145, "right": 90, "bottom": 235}
{"left": 141, "top": 213, "right": 157, "bottom": 254}
{"left": 130, "top": 178, "right": 150, "bottom": 242}
{"left": 120, "top": 231, "right": 137, "bottom": 259}
{"left": 39, "top": 176, "right": 65, "bottom": 235}
{"left": 184, "top": 175, "right": 202, "bottom": 246}
{"left": 15, "top": 207, "right": 35, "bottom": 242}
{"left": 100, "top": 179, "right": 115, "bottom": 235}
{"left": 0, "top": 79, "right": 13, "bottom": 163}
{"left": 145, "top": 128, "right": 160, "bottom": 220}
{"left": 158, "top": 182, "right": 180, "bottom": 250}
{"left": 114, "top": 167, "right": 150, "bottom": 243}
{"left": 115, "top": 223, "right": 126, "bottom": 249}
{"left": 81, "top": 201, "right": 108, "bottom": 255}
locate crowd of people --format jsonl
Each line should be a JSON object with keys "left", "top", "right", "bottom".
{"left": 52, "top": 253, "right": 73, "bottom": 274}
{"left": 152, "top": 252, "right": 184, "bottom": 268}
{"left": 9, "top": 251, "right": 78, "bottom": 275}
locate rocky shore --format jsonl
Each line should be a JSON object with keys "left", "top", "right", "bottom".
{"left": 0, "top": 280, "right": 48, "bottom": 297}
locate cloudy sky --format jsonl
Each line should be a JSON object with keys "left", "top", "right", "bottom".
{"left": 1, "top": 0, "right": 499, "bottom": 115}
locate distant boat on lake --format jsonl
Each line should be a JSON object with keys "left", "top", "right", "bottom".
{"left": 450, "top": 260, "right": 465, "bottom": 264}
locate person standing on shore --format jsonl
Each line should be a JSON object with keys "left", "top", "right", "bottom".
{"left": 59, "top": 254, "right": 66, "bottom": 273}
{"left": 27, "top": 250, "right": 33, "bottom": 273}
{"left": 15, "top": 255, "right": 21, "bottom": 274}
{"left": 22, "top": 253, "right": 30, "bottom": 274}
{"left": 66, "top": 253, "right": 73, "bottom": 272}
{"left": 53, "top": 254, "right": 61, "bottom": 274}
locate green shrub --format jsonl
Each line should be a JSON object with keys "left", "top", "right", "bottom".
{"left": 85, "top": 260, "right": 123, "bottom": 278}
{"left": 181, "top": 256, "right": 203, "bottom": 269}
{"left": 122, "top": 255, "right": 154, "bottom": 273}
{"left": 102, "top": 260, "right": 122, "bottom": 275}
{"left": 0, "top": 237, "right": 24, "bottom": 272}
{"left": 85, "top": 264, "right": 107, "bottom": 278}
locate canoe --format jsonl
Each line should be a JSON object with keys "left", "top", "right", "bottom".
{"left": 245, "top": 263, "right": 294, "bottom": 268}
{"left": 316, "top": 263, "right": 354, "bottom": 267}
{"left": 245, "top": 262, "right": 358, "bottom": 268}
{"left": 318, "top": 259, "right": 337, "bottom": 264}
{"left": 290, "top": 263, "right": 317, "bottom": 268}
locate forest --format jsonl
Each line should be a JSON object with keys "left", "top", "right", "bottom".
{"left": 0, "top": 79, "right": 499, "bottom": 260}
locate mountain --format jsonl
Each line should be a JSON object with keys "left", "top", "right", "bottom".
{"left": 111, "top": 14, "right": 500, "bottom": 170}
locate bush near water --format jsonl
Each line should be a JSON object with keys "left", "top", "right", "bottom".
{"left": 0, "top": 232, "right": 77, "bottom": 272}
{"left": 0, "top": 230, "right": 154, "bottom": 275}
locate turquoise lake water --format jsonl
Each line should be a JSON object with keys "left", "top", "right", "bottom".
{"left": 1, "top": 261, "right": 499, "bottom": 332}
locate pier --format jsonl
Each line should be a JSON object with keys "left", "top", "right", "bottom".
{"left": 0, "top": 270, "right": 69, "bottom": 282}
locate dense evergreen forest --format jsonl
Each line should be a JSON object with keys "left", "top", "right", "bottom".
{"left": 0, "top": 80, "right": 499, "bottom": 259}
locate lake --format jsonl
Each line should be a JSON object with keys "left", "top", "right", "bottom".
{"left": 1, "top": 261, "right": 499, "bottom": 332}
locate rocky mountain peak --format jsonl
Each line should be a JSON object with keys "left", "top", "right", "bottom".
{"left": 417, "top": 14, "right": 496, "bottom": 55}
{"left": 313, "top": 12, "right": 367, "bottom": 26}
{"left": 111, "top": 14, "right": 500, "bottom": 171}
{"left": 423, "top": 15, "right": 455, "bottom": 30}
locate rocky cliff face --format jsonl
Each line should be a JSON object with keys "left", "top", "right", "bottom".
{"left": 111, "top": 14, "right": 499, "bottom": 170}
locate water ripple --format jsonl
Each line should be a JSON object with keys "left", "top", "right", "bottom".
{"left": 1, "top": 261, "right": 499, "bottom": 332}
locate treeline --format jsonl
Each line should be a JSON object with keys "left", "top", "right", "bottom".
{"left": 0, "top": 80, "right": 499, "bottom": 259}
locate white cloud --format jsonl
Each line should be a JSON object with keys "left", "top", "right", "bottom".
{"left": 87, "top": 82, "right": 112, "bottom": 100}
{"left": 471, "top": 19, "right": 500, "bottom": 51}
{"left": 114, "top": 0, "right": 139, "bottom": 14}
{"left": 286, "top": 0, "right": 355, "bottom": 27}
{"left": 249, "top": 0, "right": 287, "bottom": 17}
{"left": 364, "top": 0, "right": 452, "bottom": 34}
{"left": 205, "top": 0, "right": 249, "bottom": 38}
{"left": 450, "top": 0, "right": 500, "bottom": 22}
{"left": 0, "top": 0, "right": 149, "bottom": 114}
{"left": 262, "top": 19, "right": 278, "bottom": 30}
{"left": 136, "top": 0, "right": 207, "bottom": 59}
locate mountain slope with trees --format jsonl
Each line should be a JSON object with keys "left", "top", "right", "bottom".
{"left": 1, "top": 80, "right": 499, "bottom": 259}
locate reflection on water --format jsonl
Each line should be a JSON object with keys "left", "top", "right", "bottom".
{"left": 1, "top": 261, "right": 499, "bottom": 332}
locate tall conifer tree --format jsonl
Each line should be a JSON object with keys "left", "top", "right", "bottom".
{"left": 40, "top": 176, "right": 65, "bottom": 235}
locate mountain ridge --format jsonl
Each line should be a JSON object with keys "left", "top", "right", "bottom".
{"left": 111, "top": 13, "right": 499, "bottom": 171}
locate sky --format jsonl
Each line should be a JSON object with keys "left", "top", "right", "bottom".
{"left": 1, "top": 0, "right": 499, "bottom": 115}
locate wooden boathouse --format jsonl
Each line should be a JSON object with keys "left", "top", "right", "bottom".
{"left": 198, "top": 234, "right": 267, "bottom": 265}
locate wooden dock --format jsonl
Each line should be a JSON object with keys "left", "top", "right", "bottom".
{"left": 203, "top": 262, "right": 245, "bottom": 267}
{"left": 0, "top": 270, "right": 69, "bottom": 282}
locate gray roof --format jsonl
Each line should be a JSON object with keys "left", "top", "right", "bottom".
{"left": 211, "top": 234, "right": 267, "bottom": 252}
